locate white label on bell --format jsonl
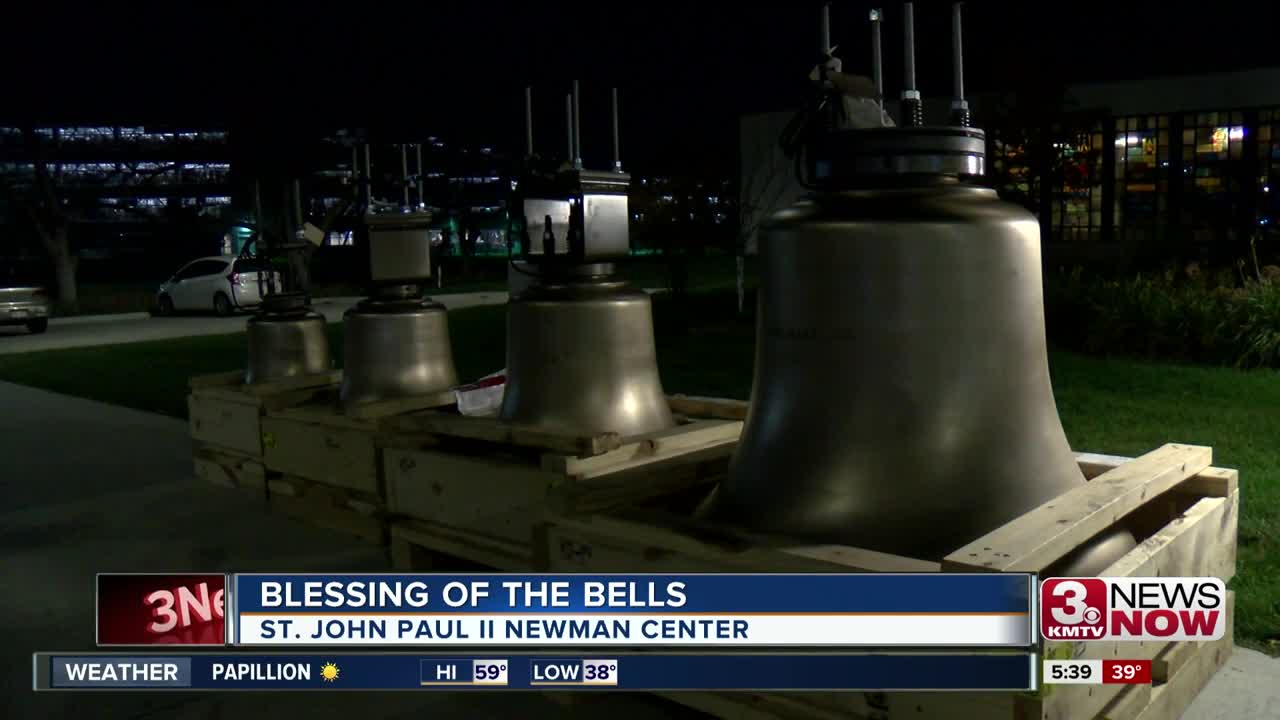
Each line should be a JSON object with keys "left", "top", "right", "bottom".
{"left": 583, "top": 193, "right": 630, "bottom": 256}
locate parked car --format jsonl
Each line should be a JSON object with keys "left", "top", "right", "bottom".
{"left": 157, "top": 256, "right": 280, "bottom": 316}
{"left": 0, "top": 259, "right": 51, "bottom": 334}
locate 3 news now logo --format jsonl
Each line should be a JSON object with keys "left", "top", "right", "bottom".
{"left": 1040, "top": 577, "right": 1226, "bottom": 642}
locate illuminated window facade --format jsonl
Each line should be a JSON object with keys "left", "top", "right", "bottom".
{"left": 1258, "top": 110, "right": 1280, "bottom": 231}
{"left": 1050, "top": 125, "right": 1105, "bottom": 243}
{"left": 992, "top": 106, "right": 1276, "bottom": 260}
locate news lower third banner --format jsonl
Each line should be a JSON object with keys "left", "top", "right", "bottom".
{"left": 34, "top": 653, "right": 1038, "bottom": 691}
{"left": 228, "top": 573, "right": 1035, "bottom": 647}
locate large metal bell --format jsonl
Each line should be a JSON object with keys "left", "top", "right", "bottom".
{"left": 245, "top": 295, "right": 332, "bottom": 385}
{"left": 500, "top": 267, "right": 674, "bottom": 437}
{"left": 339, "top": 291, "right": 459, "bottom": 411}
{"left": 702, "top": 169, "right": 1134, "bottom": 576}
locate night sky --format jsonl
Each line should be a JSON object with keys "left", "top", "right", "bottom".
{"left": 5, "top": 1, "right": 1278, "bottom": 175}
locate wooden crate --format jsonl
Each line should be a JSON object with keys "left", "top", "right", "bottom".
{"left": 265, "top": 473, "right": 386, "bottom": 544}
{"left": 191, "top": 441, "right": 270, "bottom": 503}
{"left": 385, "top": 395, "right": 749, "bottom": 571}
{"left": 187, "top": 369, "right": 341, "bottom": 457}
{"left": 259, "top": 386, "right": 457, "bottom": 542}
{"left": 543, "top": 443, "right": 1240, "bottom": 720}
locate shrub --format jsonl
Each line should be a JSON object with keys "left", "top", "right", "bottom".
{"left": 1045, "top": 263, "right": 1280, "bottom": 368}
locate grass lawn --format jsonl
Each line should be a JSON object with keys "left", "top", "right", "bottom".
{"left": 0, "top": 289, "right": 1275, "bottom": 652}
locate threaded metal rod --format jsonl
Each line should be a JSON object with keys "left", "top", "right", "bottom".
{"left": 612, "top": 87, "right": 622, "bottom": 171}
{"left": 565, "top": 94, "right": 573, "bottom": 162}
{"left": 525, "top": 86, "right": 534, "bottom": 156}
{"left": 951, "top": 2, "right": 971, "bottom": 127}
{"left": 572, "top": 80, "right": 582, "bottom": 168}
{"left": 871, "top": 9, "right": 884, "bottom": 106}
{"left": 901, "top": 2, "right": 923, "bottom": 127}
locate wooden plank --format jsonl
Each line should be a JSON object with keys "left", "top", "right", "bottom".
{"left": 1076, "top": 453, "right": 1235, "bottom": 497}
{"left": 1174, "top": 466, "right": 1237, "bottom": 498}
{"left": 390, "top": 521, "right": 534, "bottom": 571}
{"left": 188, "top": 370, "right": 245, "bottom": 390}
{"left": 384, "top": 449, "right": 554, "bottom": 546}
{"left": 1075, "top": 451, "right": 1134, "bottom": 479}
{"left": 387, "top": 412, "right": 622, "bottom": 456}
{"left": 189, "top": 394, "right": 263, "bottom": 456}
{"left": 1134, "top": 614, "right": 1233, "bottom": 720}
{"left": 666, "top": 395, "right": 750, "bottom": 421}
{"left": 541, "top": 420, "right": 741, "bottom": 477}
{"left": 261, "top": 415, "right": 379, "bottom": 494}
{"left": 192, "top": 449, "right": 268, "bottom": 500}
{"left": 1100, "top": 594, "right": 1235, "bottom": 720}
{"left": 1099, "top": 683, "right": 1155, "bottom": 720}
{"left": 344, "top": 389, "right": 457, "bottom": 421}
{"left": 942, "top": 444, "right": 1213, "bottom": 573}
{"left": 266, "top": 476, "right": 385, "bottom": 544}
{"left": 1028, "top": 493, "right": 1237, "bottom": 720}
{"left": 240, "top": 370, "right": 342, "bottom": 397}
{"left": 1099, "top": 491, "right": 1238, "bottom": 582}
{"left": 544, "top": 513, "right": 939, "bottom": 574}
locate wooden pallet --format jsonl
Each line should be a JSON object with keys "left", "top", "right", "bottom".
{"left": 191, "top": 441, "right": 270, "bottom": 503}
{"left": 385, "top": 395, "right": 749, "bottom": 571}
{"left": 265, "top": 473, "right": 387, "bottom": 544}
{"left": 258, "top": 386, "right": 457, "bottom": 542}
{"left": 542, "top": 443, "right": 1240, "bottom": 720}
{"left": 187, "top": 369, "right": 341, "bottom": 457}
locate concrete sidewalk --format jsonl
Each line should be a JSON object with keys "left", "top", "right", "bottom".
{"left": 0, "top": 381, "right": 691, "bottom": 720}
{"left": 0, "top": 380, "right": 1274, "bottom": 719}
{"left": 0, "top": 292, "right": 509, "bottom": 355}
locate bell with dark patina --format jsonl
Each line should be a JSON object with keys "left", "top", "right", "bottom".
{"left": 701, "top": 4, "right": 1134, "bottom": 577}
{"left": 339, "top": 211, "right": 459, "bottom": 412}
{"left": 245, "top": 293, "right": 332, "bottom": 385}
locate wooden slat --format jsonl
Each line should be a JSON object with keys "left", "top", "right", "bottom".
{"left": 545, "top": 512, "right": 939, "bottom": 574}
{"left": 942, "top": 443, "right": 1212, "bottom": 573}
{"left": 343, "top": 389, "right": 457, "bottom": 420}
{"left": 1100, "top": 593, "right": 1235, "bottom": 720}
{"left": 1029, "top": 492, "right": 1237, "bottom": 720}
{"left": 189, "top": 369, "right": 341, "bottom": 396}
{"left": 189, "top": 394, "right": 263, "bottom": 456}
{"left": 261, "top": 415, "right": 379, "bottom": 494}
{"left": 1099, "top": 491, "right": 1239, "bottom": 582}
{"left": 1174, "top": 466, "right": 1237, "bottom": 498}
{"left": 391, "top": 521, "right": 534, "bottom": 571}
{"left": 188, "top": 370, "right": 245, "bottom": 390}
{"left": 1077, "top": 452, "right": 1237, "bottom": 499}
{"left": 266, "top": 476, "right": 385, "bottom": 544}
{"left": 666, "top": 395, "right": 750, "bottom": 421}
{"left": 388, "top": 412, "right": 622, "bottom": 456}
{"left": 541, "top": 419, "right": 742, "bottom": 477}
{"left": 1075, "top": 451, "right": 1135, "bottom": 479}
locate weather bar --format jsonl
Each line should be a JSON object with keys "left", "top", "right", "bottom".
{"left": 34, "top": 653, "right": 1035, "bottom": 691}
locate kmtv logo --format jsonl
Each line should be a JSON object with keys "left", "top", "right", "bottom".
{"left": 1041, "top": 578, "right": 1226, "bottom": 642}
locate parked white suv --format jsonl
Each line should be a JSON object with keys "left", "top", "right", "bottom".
{"left": 157, "top": 256, "right": 280, "bottom": 316}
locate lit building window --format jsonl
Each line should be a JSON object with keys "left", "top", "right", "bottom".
{"left": 1114, "top": 115, "right": 1168, "bottom": 239}
{"left": 1181, "top": 111, "right": 1247, "bottom": 244}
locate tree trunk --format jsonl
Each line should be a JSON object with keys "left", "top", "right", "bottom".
{"left": 736, "top": 252, "right": 745, "bottom": 315}
{"left": 43, "top": 225, "right": 78, "bottom": 314}
{"left": 51, "top": 230, "right": 77, "bottom": 312}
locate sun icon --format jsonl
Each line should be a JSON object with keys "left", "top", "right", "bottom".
{"left": 320, "top": 662, "right": 340, "bottom": 683}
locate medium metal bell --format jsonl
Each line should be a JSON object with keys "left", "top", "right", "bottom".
{"left": 500, "top": 266, "right": 674, "bottom": 437}
{"left": 245, "top": 295, "right": 332, "bottom": 385}
{"left": 339, "top": 290, "right": 459, "bottom": 411}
